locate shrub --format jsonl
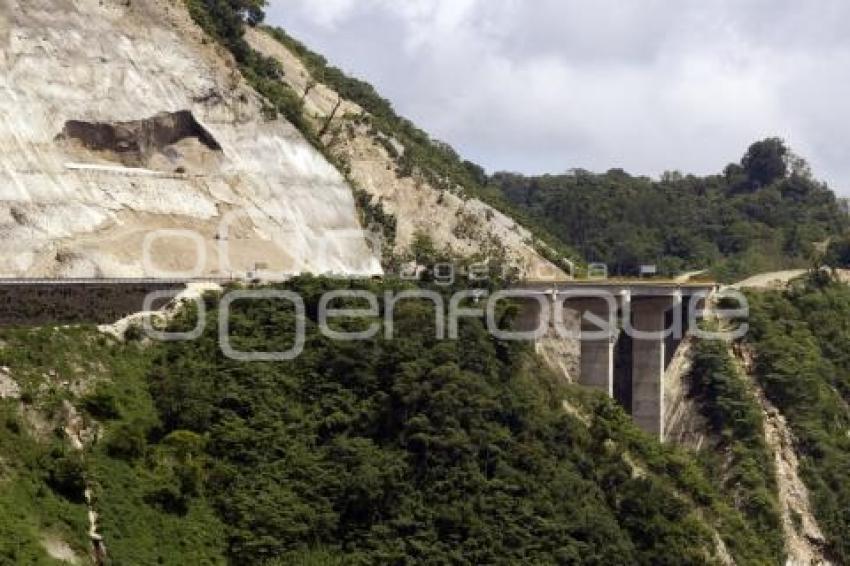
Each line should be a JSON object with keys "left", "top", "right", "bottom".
{"left": 44, "top": 449, "right": 87, "bottom": 503}
{"left": 82, "top": 390, "right": 121, "bottom": 420}
{"left": 105, "top": 420, "right": 148, "bottom": 460}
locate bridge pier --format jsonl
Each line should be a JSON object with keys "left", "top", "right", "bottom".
{"left": 630, "top": 296, "right": 681, "bottom": 440}
{"left": 569, "top": 297, "right": 617, "bottom": 397}
{"left": 480, "top": 281, "right": 715, "bottom": 442}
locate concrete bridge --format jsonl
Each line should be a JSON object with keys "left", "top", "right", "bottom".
{"left": 515, "top": 280, "right": 717, "bottom": 440}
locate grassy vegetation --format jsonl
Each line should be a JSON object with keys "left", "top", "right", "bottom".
{"left": 0, "top": 402, "right": 90, "bottom": 564}
{"left": 687, "top": 337, "right": 784, "bottom": 562}
{"left": 84, "top": 335, "right": 228, "bottom": 565}
{"left": 0, "top": 279, "right": 796, "bottom": 564}
{"left": 745, "top": 274, "right": 850, "bottom": 561}
{"left": 0, "top": 325, "right": 228, "bottom": 565}
{"left": 0, "top": 327, "right": 110, "bottom": 563}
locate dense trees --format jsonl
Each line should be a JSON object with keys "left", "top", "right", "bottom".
{"left": 233, "top": 0, "right": 267, "bottom": 26}
{"left": 824, "top": 234, "right": 850, "bottom": 268}
{"left": 10, "top": 1, "right": 849, "bottom": 562}
{"left": 186, "top": 0, "right": 264, "bottom": 59}
{"left": 745, "top": 276, "right": 850, "bottom": 561}
{"left": 133, "top": 278, "right": 777, "bottom": 564}
{"left": 490, "top": 140, "right": 846, "bottom": 280}
{"left": 688, "top": 338, "right": 783, "bottom": 561}
{"left": 741, "top": 137, "right": 790, "bottom": 188}
{"left": 0, "top": 279, "right": 803, "bottom": 564}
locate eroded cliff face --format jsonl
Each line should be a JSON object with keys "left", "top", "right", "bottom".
{"left": 0, "top": 0, "right": 381, "bottom": 277}
{"left": 246, "top": 28, "right": 564, "bottom": 280}
{"left": 663, "top": 337, "right": 711, "bottom": 449}
{"left": 734, "top": 344, "right": 830, "bottom": 566}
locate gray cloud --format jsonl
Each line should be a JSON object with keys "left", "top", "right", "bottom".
{"left": 266, "top": 0, "right": 850, "bottom": 194}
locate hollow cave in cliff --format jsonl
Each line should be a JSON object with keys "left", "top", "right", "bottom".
{"left": 56, "top": 110, "right": 222, "bottom": 171}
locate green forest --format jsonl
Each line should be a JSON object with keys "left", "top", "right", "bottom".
{"left": 11, "top": 276, "right": 850, "bottom": 564}
{"left": 490, "top": 139, "right": 847, "bottom": 280}
{"left": 0, "top": 278, "right": 789, "bottom": 564}
{"left": 744, "top": 274, "right": 850, "bottom": 561}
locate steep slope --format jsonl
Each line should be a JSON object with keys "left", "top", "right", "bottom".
{"left": 655, "top": 275, "right": 842, "bottom": 562}
{"left": 680, "top": 336, "right": 787, "bottom": 562}
{"left": 0, "top": 325, "right": 226, "bottom": 564}
{"left": 744, "top": 278, "right": 850, "bottom": 562}
{"left": 663, "top": 337, "right": 711, "bottom": 450}
{"left": 0, "top": 0, "right": 379, "bottom": 278}
{"left": 0, "top": 277, "right": 792, "bottom": 564}
{"left": 245, "top": 27, "right": 566, "bottom": 279}
{"left": 735, "top": 343, "right": 829, "bottom": 565}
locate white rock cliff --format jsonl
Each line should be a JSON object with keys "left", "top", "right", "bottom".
{"left": 0, "top": 0, "right": 381, "bottom": 278}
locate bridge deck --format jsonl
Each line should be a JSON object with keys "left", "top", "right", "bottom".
{"left": 0, "top": 277, "right": 718, "bottom": 296}
{"left": 519, "top": 279, "right": 717, "bottom": 296}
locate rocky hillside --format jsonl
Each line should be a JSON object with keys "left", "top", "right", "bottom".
{"left": 4, "top": 2, "right": 850, "bottom": 565}
{"left": 0, "top": 0, "right": 379, "bottom": 278}
{"left": 244, "top": 26, "right": 566, "bottom": 279}
{"left": 740, "top": 275, "right": 850, "bottom": 563}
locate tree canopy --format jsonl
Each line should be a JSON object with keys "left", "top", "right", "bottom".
{"left": 741, "top": 137, "right": 790, "bottom": 188}
{"left": 490, "top": 139, "right": 846, "bottom": 280}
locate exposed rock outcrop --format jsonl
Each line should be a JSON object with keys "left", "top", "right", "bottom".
{"left": 735, "top": 344, "right": 830, "bottom": 566}
{"left": 57, "top": 110, "right": 223, "bottom": 171}
{"left": 40, "top": 536, "right": 81, "bottom": 565}
{"left": 663, "top": 336, "right": 711, "bottom": 450}
{"left": 0, "top": 365, "right": 19, "bottom": 399}
{"left": 0, "top": 0, "right": 380, "bottom": 278}
{"left": 535, "top": 305, "right": 580, "bottom": 382}
{"left": 246, "top": 28, "right": 564, "bottom": 279}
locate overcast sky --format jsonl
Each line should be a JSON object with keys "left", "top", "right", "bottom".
{"left": 266, "top": 0, "right": 850, "bottom": 194}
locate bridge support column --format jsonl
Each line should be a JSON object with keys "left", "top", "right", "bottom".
{"left": 571, "top": 298, "right": 615, "bottom": 397}
{"left": 631, "top": 297, "right": 675, "bottom": 440}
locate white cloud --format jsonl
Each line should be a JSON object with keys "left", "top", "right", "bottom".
{"left": 279, "top": 0, "right": 360, "bottom": 28}
{"left": 266, "top": 0, "right": 850, "bottom": 193}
